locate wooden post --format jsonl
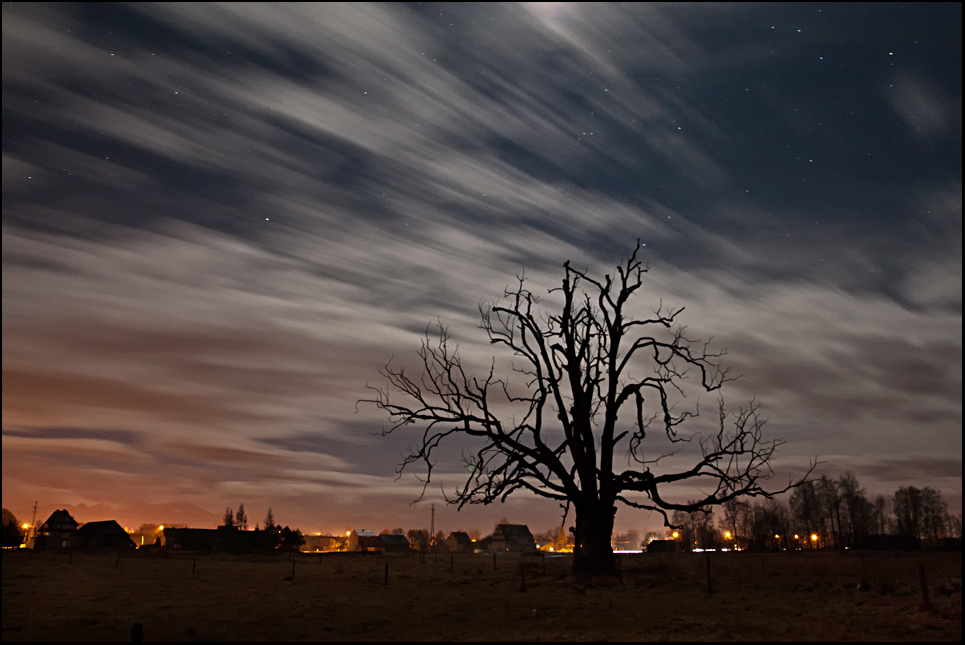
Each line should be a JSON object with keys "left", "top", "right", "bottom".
{"left": 130, "top": 622, "right": 144, "bottom": 643}
{"left": 115, "top": 552, "right": 120, "bottom": 568}
{"left": 493, "top": 554, "right": 497, "bottom": 571}
{"left": 291, "top": 560, "right": 296, "bottom": 581}
{"left": 192, "top": 559, "right": 196, "bottom": 575}
{"left": 918, "top": 563, "right": 931, "bottom": 611}
{"left": 705, "top": 554, "right": 714, "bottom": 593}
{"left": 68, "top": 550, "right": 73, "bottom": 565}
{"left": 384, "top": 562, "right": 389, "bottom": 586}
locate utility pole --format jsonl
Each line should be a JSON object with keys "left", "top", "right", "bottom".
{"left": 430, "top": 503, "right": 435, "bottom": 553}
{"left": 28, "top": 501, "right": 38, "bottom": 548}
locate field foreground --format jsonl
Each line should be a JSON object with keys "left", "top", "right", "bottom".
{"left": 3, "top": 549, "right": 961, "bottom": 641}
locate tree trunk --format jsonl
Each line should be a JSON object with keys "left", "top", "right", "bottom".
{"left": 572, "top": 501, "right": 616, "bottom": 577}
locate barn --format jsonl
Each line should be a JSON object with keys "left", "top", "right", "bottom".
{"left": 73, "top": 520, "right": 137, "bottom": 551}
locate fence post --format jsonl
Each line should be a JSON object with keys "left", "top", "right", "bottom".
{"left": 918, "top": 563, "right": 931, "bottom": 611}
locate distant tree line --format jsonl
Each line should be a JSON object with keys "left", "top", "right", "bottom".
{"left": 220, "top": 504, "right": 304, "bottom": 553}
{"left": 2, "top": 508, "right": 25, "bottom": 548}
{"left": 651, "top": 472, "right": 960, "bottom": 552}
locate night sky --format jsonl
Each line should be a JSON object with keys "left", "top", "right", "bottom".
{"left": 3, "top": 3, "right": 961, "bottom": 536}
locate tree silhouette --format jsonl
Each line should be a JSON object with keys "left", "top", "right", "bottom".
{"left": 260, "top": 507, "right": 280, "bottom": 551}
{"left": 235, "top": 504, "right": 248, "bottom": 531}
{"left": 364, "top": 243, "right": 810, "bottom": 576}
{"left": 1, "top": 508, "right": 24, "bottom": 548}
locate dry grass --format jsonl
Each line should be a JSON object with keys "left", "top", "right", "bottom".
{"left": 3, "top": 549, "right": 961, "bottom": 641}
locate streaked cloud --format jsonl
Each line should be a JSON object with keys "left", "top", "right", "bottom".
{"left": 2, "top": 3, "right": 960, "bottom": 532}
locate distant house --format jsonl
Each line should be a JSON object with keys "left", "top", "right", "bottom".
{"left": 348, "top": 529, "right": 385, "bottom": 552}
{"left": 380, "top": 533, "right": 411, "bottom": 553}
{"left": 162, "top": 527, "right": 222, "bottom": 552}
{"left": 446, "top": 531, "right": 473, "bottom": 553}
{"left": 300, "top": 535, "right": 341, "bottom": 553}
{"left": 216, "top": 525, "right": 260, "bottom": 552}
{"left": 162, "top": 526, "right": 266, "bottom": 552}
{"left": 34, "top": 510, "right": 79, "bottom": 550}
{"left": 855, "top": 534, "right": 903, "bottom": 551}
{"left": 73, "top": 520, "right": 137, "bottom": 551}
{"left": 647, "top": 539, "right": 677, "bottom": 553}
{"left": 490, "top": 524, "right": 536, "bottom": 553}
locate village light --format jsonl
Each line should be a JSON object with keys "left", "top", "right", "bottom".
{"left": 672, "top": 531, "right": 679, "bottom": 539}
{"left": 724, "top": 531, "right": 732, "bottom": 540}
{"left": 811, "top": 534, "right": 818, "bottom": 542}
{"left": 21, "top": 523, "right": 29, "bottom": 530}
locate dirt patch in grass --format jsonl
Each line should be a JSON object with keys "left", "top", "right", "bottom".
{"left": 3, "top": 550, "right": 961, "bottom": 641}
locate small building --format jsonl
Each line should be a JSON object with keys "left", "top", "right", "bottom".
{"left": 162, "top": 527, "right": 222, "bottom": 552}
{"left": 34, "top": 510, "right": 79, "bottom": 550}
{"left": 535, "top": 538, "right": 554, "bottom": 551}
{"left": 300, "top": 535, "right": 340, "bottom": 553}
{"left": 348, "top": 529, "right": 385, "bottom": 552}
{"left": 216, "top": 525, "right": 259, "bottom": 552}
{"left": 490, "top": 524, "right": 536, "bottom": 553}
{"left": 446, "top": 531, "right": 473, "bottom": 553}
{"left": 647, "top": 539, "right": 678, "bottom": 553}
{"left": 380, "top": 533, "right": 411, "bottom": 553}
{"left": 73, "top": 520, "right": 137, "bottom": 551}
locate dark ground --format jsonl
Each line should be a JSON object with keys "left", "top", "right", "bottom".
{"left": 3, "top": 549, "right": 961, "bottom": 641}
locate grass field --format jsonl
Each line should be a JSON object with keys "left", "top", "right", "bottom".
{"left": 3, "top": 549, "right": 961, "bottom": 641}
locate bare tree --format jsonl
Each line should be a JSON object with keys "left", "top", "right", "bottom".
{"left": 235, "top": 504, "right": 248, "bottom": 531}
{"left": 838, "top": 471, "right": 870, "bottom": 548}
{"left": 817, "top": 475, "right": 843, "bottom": 549}
{"left": 364, "top": 243, "right": 811, "bottom": 576}
{"left": 920, "top": 487, "right": 949, "bottom": 545}
{"left": 894, "top": 486, "right": 924, "bottom": 548}
{"left": 790, "top": 479, "right": 821, "bottom": 547}
{"left": 870, "top": 494, "right": 892, "bottom": 535}
{"left": 719, "top": 498, "right": 748, "bottom": 549}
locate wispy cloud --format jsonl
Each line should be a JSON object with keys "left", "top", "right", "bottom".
{"left": 2, "top": 3, "right": 960, "bottom": 530}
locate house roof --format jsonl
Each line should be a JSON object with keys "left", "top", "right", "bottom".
{"left": 75, "top": 520, "right": 129, "bottom": 536}
{"left": 448, "top": 531, "right": 472, "bottom": 546}
{"left": 380, "top": 534, "right": 410, "bottom": 546}
{"left": 494, "top": 524, "right": 534, "bottom": 541}
{"left": 40, "top": 509, "right": 78, "bottom": 532}
{"left": 353, "top": 529, "right": 378, "bottom": 537}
